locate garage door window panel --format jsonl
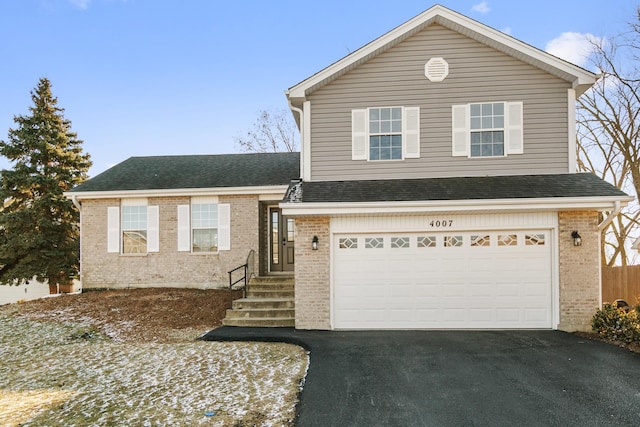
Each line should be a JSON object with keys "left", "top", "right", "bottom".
{"left": 444, "top": 235, "right": 463, "bottom": 247}
{"left": 391, "top": 237, "right": 410, "bottom": 248}
{"left": 365, "top": 237, "right": 384, "bottom": 249}
{"left": 339, "top": 237, "right": 358, "bottom": 249}
{"left": 471, "top": 235, "right": 491, "bottom": 247}
{"left": 525, "top": 234, "right": 546, "bottom": 246}
{"left": 417, "top": 236, "right": 437, "bottom": 247}
{"left": 498, "top": 234, "right": 518, "bottom": 246}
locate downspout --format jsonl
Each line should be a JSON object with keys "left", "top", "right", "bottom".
{"left": 70, "top": 194, "right": 83, "bottom": 290}
{"left": 70, "top": 195, "right": 81, "bottom": 211}
{"left": 287, "top": 96, "right": 304, "bottom": 180}
{"left": 598, "top": 201, "right": 621, "bottom": 231}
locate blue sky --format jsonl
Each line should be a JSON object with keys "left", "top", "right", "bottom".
{"left": 0, "top": 0, "right": 635, "bottom": 176}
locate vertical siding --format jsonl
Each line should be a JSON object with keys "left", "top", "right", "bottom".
{"left": 308, "top": 24, "right": 571, "bottom": 181}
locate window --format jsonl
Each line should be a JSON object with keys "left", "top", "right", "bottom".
{"left": 391, "top": 237, "right": 410, "bottom": 248}
{"left": 470, "top": 103, "right": 504, "bottom": 157}
{"left": 339, "top": 238, "right": 358, "bottom": 249}
{"left": 177, "top": 200, "right": 231, "bottom": 253}
{"left": 352, "top": 107, "right": 420, "bottom": 160}
{"left": 417, "top": 236, "right": 437, "bottom": 248}
{"left": 444, "top": 235, "right": 463, "bottom": 247}
{"left": 369, "top": 107, "right": 402, "bottom": 160}
{"left": 452, "top": 102, "right": 523, "bottom": 157}
{"left": 122, "top": 205, "right": 147, "bottom": 253}
{"left": 191, "top": 203, "right": 218, "bottom": 252}
{"left": 365, "top": 237, "right": 384, "bottom": 249}
{"left": 107, "top": 199, "right": 159, "bottom": 254}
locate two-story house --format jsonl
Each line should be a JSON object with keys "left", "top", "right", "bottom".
{"left": 68, "top": 5, "right": 631, "bottom": 332}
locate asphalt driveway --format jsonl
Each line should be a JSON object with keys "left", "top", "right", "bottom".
{"left": 202, "top": 328, "right": 640, "bottom": 426}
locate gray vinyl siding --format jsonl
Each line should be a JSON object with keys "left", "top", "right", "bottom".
{"left": 308, "top": 24, "right": 571, "bottom": 181}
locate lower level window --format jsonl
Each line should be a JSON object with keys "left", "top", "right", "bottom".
{"left": 192, "top": 203, "right": 218, "bottom": 252}
{"left": 122, "top": 205, "right": 147, "bottom": 254}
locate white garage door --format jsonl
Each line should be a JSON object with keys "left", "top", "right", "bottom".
{"left": 333, "top": 231, "right": 552, "bottom": 329}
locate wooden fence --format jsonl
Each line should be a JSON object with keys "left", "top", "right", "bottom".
{"left": 602, "top": 265, "right": 640, "bottom": 305}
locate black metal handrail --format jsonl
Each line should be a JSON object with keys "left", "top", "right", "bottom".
{"left": 227, "top": 249, "right": 255, "bottom": 299}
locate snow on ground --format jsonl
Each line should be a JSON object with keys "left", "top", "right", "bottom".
{"left": 0, "top": 314, "right": 309, "bottom": 426}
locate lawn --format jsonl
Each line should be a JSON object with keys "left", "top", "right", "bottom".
{"left": 0, "top": 289, "right": 309, "bottom": 426}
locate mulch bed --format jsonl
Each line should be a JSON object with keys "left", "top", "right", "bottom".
{"left": 1, "top": 288, "right": 243, "bottom": 342}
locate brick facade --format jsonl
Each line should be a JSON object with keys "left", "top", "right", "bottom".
{"left": 558, "top": 210, "right": 601, "bottom": 332}
{"left": 80, "top": 195, "right": 260, "bottom": 289}
{"left": 293, "top": 216, "right": 331, "bottom": 329}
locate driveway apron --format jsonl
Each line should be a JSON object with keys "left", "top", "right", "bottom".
{"left": 201, "top": 328, "right": 640, "bottom": 426}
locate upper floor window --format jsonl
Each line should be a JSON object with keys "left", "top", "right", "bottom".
{"left": 369, "top": 107, "right": 403, "bottom": 160}
{"left": 452, "top": 101, "right": 523, "bottom": 158}
{"left": 470, "top": 103, "right": 505, "bottom": 157}
{"left": 352, "top": 106, "right": 420, "bottom": 161}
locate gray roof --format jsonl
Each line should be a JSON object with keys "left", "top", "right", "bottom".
{"left": 283, "top": 173, "right": 629, "bottom": 203}
{"left": 70, "top": 152, "right": 300, "bottom": 193}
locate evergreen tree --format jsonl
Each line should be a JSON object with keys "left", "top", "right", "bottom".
{"left": 0, "top": 78, "right": 91, "bottom": 291}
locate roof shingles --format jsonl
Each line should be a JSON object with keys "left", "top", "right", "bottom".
{"left": 284, "top": 173, "right": 629, "bottom": 203}
{"left": 70, "top": 152, "right": 300, "bottom": 193}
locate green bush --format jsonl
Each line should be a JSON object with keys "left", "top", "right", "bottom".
{"left": 591, "top": 304, "right": 640, "bottom": 343}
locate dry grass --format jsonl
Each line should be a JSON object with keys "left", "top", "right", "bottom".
{"left": 0, "top": 289, "right": 308, "bottom": 426}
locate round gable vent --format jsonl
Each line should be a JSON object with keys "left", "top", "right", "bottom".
{"left": 425, "top": 57, "right": 449, "bottom": 82}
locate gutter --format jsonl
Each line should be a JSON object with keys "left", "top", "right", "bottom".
{"left": 281, "top": 196, "right": 633, "bottom": 216}
{"left": 598, "top": 200, "right": 622, "bottom": 231}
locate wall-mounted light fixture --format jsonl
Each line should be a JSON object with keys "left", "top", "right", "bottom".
{"left": 571, "top": 231, "right": 582, "bottom": 246}
{"left": 312, "top": 235, "right": 319, "bottom": 251}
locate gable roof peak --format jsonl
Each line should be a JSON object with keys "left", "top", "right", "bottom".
{"left": 286, "top": 4, "right": 596, "bottom": 105}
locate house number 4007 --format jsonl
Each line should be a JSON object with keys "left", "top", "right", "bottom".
{"left": 429, "top": 220, "right": 453, "bottom": 227}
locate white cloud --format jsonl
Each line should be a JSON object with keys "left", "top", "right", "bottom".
{"left": 471, "top": 1, "right": 490, "bottom": 15}
{"left": 545, "top": 32, "right": 604, "bottom": 67}
{"left": 68, "top": 0, "right": 92, "bottom": 9}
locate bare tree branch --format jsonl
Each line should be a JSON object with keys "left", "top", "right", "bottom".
{"left": 577, "top": 14, "right": 640, "bottom": 265}
{"left": 235, "top": 109, "right": 299, "bottom": 153}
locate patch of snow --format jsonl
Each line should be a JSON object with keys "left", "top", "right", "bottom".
{"left": 0, "top": 315, "right": 309, "bottom": 426}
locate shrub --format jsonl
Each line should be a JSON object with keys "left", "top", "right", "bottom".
{"left": 591, "top": 304, "right": 640, "bottom": 343}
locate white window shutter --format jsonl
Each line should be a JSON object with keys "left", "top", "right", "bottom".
{"left": 107, "top": 207, "right": 120, "bottom": 253}
{"left": 451, "top": 104, "right": 469, "bottom": 156}
{"left": 218, "top": 204, "right": 231, "bottom": 251}
{"left": 352, "top": 109, "right": 368, "bottom": 160}
{"left": 177, "top": 205, "right": 191, "bottom": 252}
{"left": 403, "top": 107, "right": 420, "bottom": 159}
{"left": 147, "top": 206, "right": 159, "bottom": 253}
{"left": 506, "top": 101, "right": 524, "bottom": 154}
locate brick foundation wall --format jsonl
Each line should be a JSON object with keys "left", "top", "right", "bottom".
{"left": 558, "top": 210, "right": 600, "bottom": 332}
{"left": 80, "top": 195, "right": 259, "bottom": 289}
{"left": 294, "top": 216, "right": 331, "bottom": 329}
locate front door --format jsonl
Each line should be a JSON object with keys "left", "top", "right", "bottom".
{"left": 270, "top": 208, "right": 294, "bottom": 272}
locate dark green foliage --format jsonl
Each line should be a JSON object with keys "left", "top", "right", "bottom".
{"left": 0, "top": 78, "right": 91, "bottom": 287}
{"left": 591, "top": 304, "right": 640, "bottom": 343}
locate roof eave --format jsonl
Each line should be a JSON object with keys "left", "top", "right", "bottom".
{"left": 65, "top": 185, "right": 290, "bottom": 200}
{"left": 280, "top": 195, "right": 633, "bottom": 216}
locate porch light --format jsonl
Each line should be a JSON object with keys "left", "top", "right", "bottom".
{"left": 571, "top": 231, "right": 582, "bottom": 246}
{"left": 312, "top": 235, "right": 319, "bottom": 251}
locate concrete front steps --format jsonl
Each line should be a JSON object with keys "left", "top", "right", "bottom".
{"left": 222, "top": 276, "right": 295, "bottom": 327}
